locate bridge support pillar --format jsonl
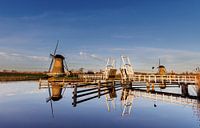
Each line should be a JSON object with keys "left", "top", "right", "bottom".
{"left": 181, "top": 83, "right": 189, "bottom": 97}
{"left": 128, "top": 80, "right": 133, "bottom": 88}
{"left": 73, "top": 84, "right": 77, "bottom": 107}
{"left": 146, "top": 82, "right": 150, "bottom": 92}
{"left": 197, "top": 88, "right": 200, "bottom": 102}
{"left": 151, "top": 83, "right": 155, "bottom": 92}
{"left": 98, "top": 81, "right": 101, "bottom": 98}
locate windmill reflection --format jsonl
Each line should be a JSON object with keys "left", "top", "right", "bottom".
{"left": 46, "top": 82, "right": 66, "bottom": 102}
{"left": 45, "top": 82, "right": 66, "bottom": 117}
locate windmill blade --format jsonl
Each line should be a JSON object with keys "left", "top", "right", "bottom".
{"left": 61, "top": 87, "right": 67, "bottom": 96}
{"left": 50, "top": 98, "right": 54, "bottom": 118}
{"left": 53, "top": 40, "right": 59, "bottom": 55}
{"left": 48, "top": 41, "right": 59, "bottom": 72}
{"left": 48, "top": 54, "right": 55, "bottom": 72}
{"left": 47, "top": 83, "right": 52, "bottom": 101}
{"left": 46, "top": 97, "right": 51, "bottom": 103}
{"left": 47, "top": 82, "right": 54, "bottom": 118}
{"left": 49, "top": 54, "right": 54, "bottom": 58}
{"left": 48, "top": 59, "right": 54, "bottom": 72}
{"left": 64, "top": 59, "right": 69, "bottom": 71}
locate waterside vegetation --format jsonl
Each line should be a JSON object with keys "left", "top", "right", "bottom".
{"left": 0, "top": 71, "right": 48, "bottom": 81}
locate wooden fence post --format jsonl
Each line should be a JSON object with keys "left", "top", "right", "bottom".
{"left": 73, "top": 84, "right": 77, "bottom": 107}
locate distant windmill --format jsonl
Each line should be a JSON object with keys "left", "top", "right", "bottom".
{"left": 157, "top": 59, "right": 167, "bottom": 89}
{"left": 157, "top": 59, "right": 166, "bottom": 75}
{"left": 48, "top": 40, "right": 69, "bottom": 77}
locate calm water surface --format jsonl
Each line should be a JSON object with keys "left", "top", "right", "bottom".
{"left": 0, "top": 81, "right": 199, "bottom": 128}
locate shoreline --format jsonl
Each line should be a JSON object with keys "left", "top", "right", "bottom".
{"left": 0, "top": 72, "right": 48, "bottom": 82}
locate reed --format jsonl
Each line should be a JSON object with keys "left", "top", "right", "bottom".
{"left": 0, "top": 72, "right": 48, "bottom": 81}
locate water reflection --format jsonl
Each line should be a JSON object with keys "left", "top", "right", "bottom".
{"left": 195, "top": 88, "right": 200, "bottom": 124}
{"left": 46, "top": 82, "right": 65, "bottom": 102}
{"left": 45, "top": 82, "right": 66, "bottom": 117}
{"left": 105, "top": 85, "right": 117, "bottom": 112}
{"left": 1, "top": 81, "right": 200, "bottom": 127}
{"left": 72, "top": 81, "right": 121, "bottom": 107}
{"left": 121, "top": 88, "right": 134, "bottom": 116}
{"left": 38, "top": 81, "right": 200, "bottom": 127}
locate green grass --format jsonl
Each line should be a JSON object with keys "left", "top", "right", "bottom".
{"left": 0, "top": 72, "right": 48, "bottom": 81}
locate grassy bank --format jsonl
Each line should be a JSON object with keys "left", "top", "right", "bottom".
{"left": 0, "top": 72, "right": 48, "bottom": 81}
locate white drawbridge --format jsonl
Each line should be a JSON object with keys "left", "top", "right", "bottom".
{"left": 104, "top": 57, "right": 117, "bottom": 80}
{"left": 120, "top": 56, "right": 134, "bottom": 81}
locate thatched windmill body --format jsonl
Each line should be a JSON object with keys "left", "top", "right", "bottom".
{"left": 48, "top": 41, "right": 68, "bottom": 77}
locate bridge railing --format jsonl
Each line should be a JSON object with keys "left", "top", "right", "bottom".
{"left": 78, "top": 74, "right": 106, "bottom": 81}
{"left": 132, "top": 75, "right": 197, "bottom": 84}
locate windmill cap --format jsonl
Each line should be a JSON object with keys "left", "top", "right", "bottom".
{"left": 54, "top": 54, "right": 65, "bottom": 59}
{"left": 158, "top": 65, "right": 165, "bottom": 68}
{"left": 51, "top": 96, "right": 63, "bottom": 101}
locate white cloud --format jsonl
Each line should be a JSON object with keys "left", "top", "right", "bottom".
{"left": 0, "top": 51, "right": 49, "bottom": 71}
{"left": 79, "top": 51, "right": 106, "bottom": 62}
{"left": 0, "top": 51, "right": 49, "bottom": 62}
{"left": 0, "top": 52, "right": 6, "bottom": 56}
{"left": 26, "top": 55, "right": 49, "bottom": 61}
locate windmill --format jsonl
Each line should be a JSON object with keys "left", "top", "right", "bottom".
{"left": 157, "top": 59, "right": 167, "bottom": 89}
{"left": 157, "top": 59, "right": 166, "bottom": 75}
{"left": 48, "top": 40, "right": 69, "bottom": 77}
{"left": 46, "top": 40, "right": 68, "bottom": 117}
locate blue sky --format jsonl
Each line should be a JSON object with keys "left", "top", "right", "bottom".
{"left": 0, "top": 0, "right": 200, "bottom": 72}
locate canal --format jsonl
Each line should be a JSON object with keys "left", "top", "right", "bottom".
{"left": 0, "top": 81, "right": 199, "bottom": 128}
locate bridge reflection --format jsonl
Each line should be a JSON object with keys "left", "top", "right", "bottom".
{"left": 39, "top": 81, "right": 200, "bottom": 119}
{"left": 72, "top": 81, "right": 121, "bottom": 107}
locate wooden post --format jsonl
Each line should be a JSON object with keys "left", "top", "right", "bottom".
{"left": 112, "top": 80, "right": 115, "bottom": 87}
{"left": 184, "top": 76, "right": 186, "bottom": 84}
{"left": 73, "top": 84, "right": 77, "bottom": 107}
{"left": 152, "top": 83, "right": 155, "bottom": 92}
{"left": 128, "top": 80, "right": 132, "bottom": 88}
{"left": 146, "top": 82, "right": 150, "bottom": 92}
{"left": 195, "top": 75, "right": 198, "bottom": 85}
{"left": 181, "top": 83, "right": 189, "bottom": 97}
{"left": 62, "top": 78, "right": 65, "bottom": 85}
{"left": 98, "top": 81, "right": 101, "bottom": 98}
{"left": 178, "top": 76, "right": 180, "bottom": 84}
{"left": 139, "top": 75, "right": 141, "bottom": 82}
{"left": 39, "top": 78, "right": 41, "bottom": 89}
{"left": 148, "top": 75, "right": 150, "bottom": 83}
